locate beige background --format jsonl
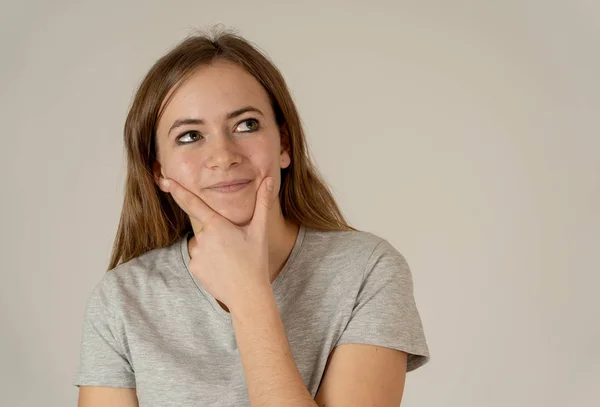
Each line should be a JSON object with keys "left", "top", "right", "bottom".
{"left": 1, "top": 0, "right": 598, "bottom": 406}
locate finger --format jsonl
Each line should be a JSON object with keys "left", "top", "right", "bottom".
{"left": 249, "top": 176, "right": 275, "bottom": 237}
{"left": 161, "top": 178, "right": 222, "bottom": 229}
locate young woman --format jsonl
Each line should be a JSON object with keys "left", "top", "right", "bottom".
{"left": 73, "top": 29, "right": 430, "bottom": 407}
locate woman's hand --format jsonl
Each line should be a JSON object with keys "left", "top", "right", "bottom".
{"left": 160, "top": 176, "right": 277, "bottom": 311}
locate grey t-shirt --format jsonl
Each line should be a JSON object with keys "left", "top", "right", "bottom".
{"left": 73, "top": 224, "right": 430, "bottom": 406}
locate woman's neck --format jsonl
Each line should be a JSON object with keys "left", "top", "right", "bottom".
{"left": 267, "top": 217, "right": 300, "bottom": 283}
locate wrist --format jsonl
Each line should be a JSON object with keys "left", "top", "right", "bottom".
{"left": 229, "top": 282, "right": 275, "bottom": 317}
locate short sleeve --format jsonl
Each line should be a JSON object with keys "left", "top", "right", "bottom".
{"left": 335, "top": 239, "right": 430, "bottom": 372}
{"left": 73, "top": 272, "right": 136, "bottom": 388}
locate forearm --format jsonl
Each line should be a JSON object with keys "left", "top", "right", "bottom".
{"left": 230, "top": 284, "right": 317, "bottom": 407}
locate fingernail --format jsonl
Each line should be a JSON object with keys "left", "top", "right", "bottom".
{"left": 266, "top": 178, "right": 274, "bottom": 192}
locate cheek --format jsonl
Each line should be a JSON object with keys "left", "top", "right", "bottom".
{"left": 248, "top": 152, "right": 279, "bottom": 181}
{"left": 164, "top": 156, "right": 203, "bottom": 191}
{"left": 247, "top": 137, "right": 282, "bottom": 174}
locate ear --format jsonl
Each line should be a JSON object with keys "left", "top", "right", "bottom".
{"left": 279, "top": 123, "right": 291, "bottom": 169}
{"left": 152, "top": 160, "right": 168, "bottom": 193}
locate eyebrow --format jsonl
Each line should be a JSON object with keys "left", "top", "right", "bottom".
{"left": 167, "top": 106, "right": 264, "bottom": 136}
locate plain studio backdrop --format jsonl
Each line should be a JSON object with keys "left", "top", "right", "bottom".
{"left": 1, "top": 0, "right": 598, "bottom": 406}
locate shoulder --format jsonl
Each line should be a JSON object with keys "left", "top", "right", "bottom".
{"left": 79, "top": 237, "right": 188, "bottom": 341}
{"left": 301, "top": 227, "right": 408, "bottom": 280}
{"left": 97, "top": 237, "right": 186, "bottom": 301}
{"left": 304, "top": 227, "right": 396, "bottom": 262}
{"left": 301, "top": 227, "right": 414, "bottom": 285}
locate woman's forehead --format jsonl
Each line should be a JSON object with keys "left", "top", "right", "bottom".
{"left": 157, "top": 62, "right": 272, "bottom": 131}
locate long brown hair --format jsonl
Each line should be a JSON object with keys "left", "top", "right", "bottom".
{"left": 108, "top": 27, "right": 356, "bottom": 271}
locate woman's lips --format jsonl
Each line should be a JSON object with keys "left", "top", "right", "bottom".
{"left": 205, "top": 180, "right": 252, "bottom": 193}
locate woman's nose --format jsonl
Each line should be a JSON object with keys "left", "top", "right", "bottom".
{"left": 204, "top": 133, "right": 242, "bottom": 171}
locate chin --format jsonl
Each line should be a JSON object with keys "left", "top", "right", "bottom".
{"left": 214, "top": 207, "right": 254, "bottom": 226}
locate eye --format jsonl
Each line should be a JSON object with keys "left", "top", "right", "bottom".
{"left": 236, "top": 118, "right": 260, "bottom": 133}
{"left": 175, "top": 130, "right": 203, "bottom": 145}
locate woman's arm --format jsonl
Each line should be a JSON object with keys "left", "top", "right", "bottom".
{"left": 230, "top": 283, "right": 317, "bottom": 407}
{"left": 230, "top": 284, "right": 409, "bottom": 407}
{"left": 78, "top": 386, "right": 138, "bottom": 407}
{"left": 314, "top": 344, "right": 407, "bottom": 406}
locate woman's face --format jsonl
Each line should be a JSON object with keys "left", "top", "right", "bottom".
{"left": 154, "top": 60, "right": 291, "bottom": 226}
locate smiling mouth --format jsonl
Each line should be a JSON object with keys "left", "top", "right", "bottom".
{"left": 206, "top": 180, "right": 252, "bottom": 193}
